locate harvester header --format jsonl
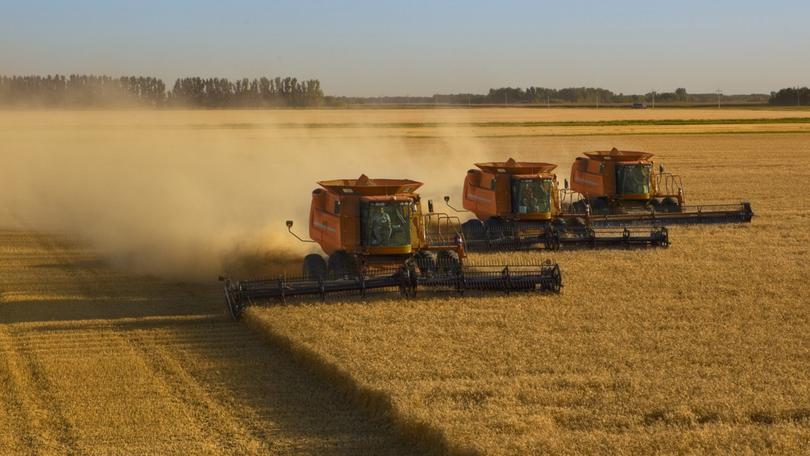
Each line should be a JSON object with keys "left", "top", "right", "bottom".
{"left": 582, "top": 149, "right": 654, "bottom": 161}
{"left": 474, "top": 158, "right": 557, "bottom": 175}
{"left": 317, "top": 174, "right": 422, "bottom": 196}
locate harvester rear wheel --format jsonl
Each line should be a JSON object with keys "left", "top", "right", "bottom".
{"left": 327, "top": 251, "right": 359, "bottom": 277}
{"left": 302, "top": 254, "right": 327, "bottom": 279}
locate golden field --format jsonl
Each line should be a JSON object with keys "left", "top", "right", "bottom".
{"left": 2, "top": 108, "right": 809, "bottom": 454}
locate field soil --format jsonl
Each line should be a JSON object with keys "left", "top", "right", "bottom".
{"left": 3, "top": 108, "right": 809, "bottom": 454}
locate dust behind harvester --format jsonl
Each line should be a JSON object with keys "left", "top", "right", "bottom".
{"left": 222, "top": 174, "right": 562, "bottom": 319}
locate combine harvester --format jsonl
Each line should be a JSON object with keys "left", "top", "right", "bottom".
{"left": 222, "top": 175, "right": 562, "bottom": 319}
{"left": 444, "top": 158, "right": 671, "bottom": 251}
{"left": 566, "top": 148, "right": 754, "bottom": 226}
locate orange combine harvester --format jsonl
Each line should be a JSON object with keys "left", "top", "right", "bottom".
{"left": 446, "top": 158, "right": 670, "bottom": 250}
{"left": 222, "top": 175, "right": 562, "bottom": 319}
{"left": 445, "top": 149, "right": 753, "bottom": 251}
{"left": 567, "top": 148, "right": 753, "bottom": 225}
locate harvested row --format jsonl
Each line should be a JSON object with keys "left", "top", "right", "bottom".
{"left": 0, "top": 226, "right": 419, "bottom": 455}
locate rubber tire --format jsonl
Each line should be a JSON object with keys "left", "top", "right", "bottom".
{"left": 571, "top": 200, "right": 588, "bottom": 214}
{"left": 412, "top": 251, "right": 437, "bottom": 276}
{"left": 436, "top": 250, "right": 460, "bottom": 274}
{"left": 327, "top": 251, "right": 359, "bottom": 277}
{"left": 661, "top": 197, "right": 681, "bottom": 213}
{"left": 551, "top": 218, "right": 567, "bottom": 231}
{"left": 302, "top": 254, "right": 327, "bottom": 279}
{"left": 589, "top": 198, "right": 609, "bottom": 215}
{"left": 461, "top": 219, "right": 485, "bottom": 241}
{"left": 485, "top": 218, "right": 509, "bottom": 239}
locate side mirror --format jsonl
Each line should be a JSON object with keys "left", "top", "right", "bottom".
{"left": 285, "top": 220, "right": 293, "bottom": 229}
{"left": 564, "top": 178, "right": 569, "bottom": 190}
{"left": 428, "top": 200, "right": 434, "bottom": 213}
{"left": 659, "top": 164, "right": 665, "bottom": 174}
{"left": 443, "top": 195, "right": 450, "bottom": 203}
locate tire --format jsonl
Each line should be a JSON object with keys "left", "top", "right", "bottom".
{"left": 302, "top": 254, "right": 327, "bottom": 279}
{"left": 327, "top": 251, "right": 359, "bottom": 277}
{"left": 412, "top": 251, "right": 437, "bottom": 276}
{"left": 589, "top": 198, "right": 609, "bottom": 215}
{"left": 649, "top": 198, "right": 663, "bottom": 211}
{"left": 436, "top": 250, "right": 460, "bottom": 274}
{"left": 661, "top": 197, "right": 681, "bottom": 213}
{"left": 571, "top": 200, "right": 588, "bottom": 214}
{"left": 461, "top": 219, "right": 486, "bottom": 241}
{"left": 485, "top": 218, "right": 509, "bottom": 239}
{"left": 551, "top": 218, "right": 567, "bottom": 230}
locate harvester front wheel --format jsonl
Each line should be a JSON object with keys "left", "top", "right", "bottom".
{"left": 589, "top": 198, "right": 609, "bottom": 215}
{"left": 302, "top": 254, "right": 327, "bottom": 279}
{"left": 661, "top": 197, "right": 681, "bottom": 212}
{"left": 328, "top": 251, "right": 359, "bottom": 278}
{"left": 436, "top": 250, "right": 461, "bottom": 275}
{"left": 461, "top": 219, "right": 485, "bottom": 241}
{"left": 413, "top": 251, "right": 437, "bottom": 277}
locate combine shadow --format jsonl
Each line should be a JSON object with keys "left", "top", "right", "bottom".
{"left": 22, "top": 316, "right": 420, "bottom": 455}
{"left": 2, "top": 231, "right": 420, "bottom": 454}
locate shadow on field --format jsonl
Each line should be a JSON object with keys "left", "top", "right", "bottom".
{"left": 0, "top": 229, "right": 420, "bottom": 454}
{"left": 18, "top": 315, "right": 419, "bottom": 454}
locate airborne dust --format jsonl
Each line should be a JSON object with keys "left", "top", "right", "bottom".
{"left": 0, "top": 110, "right": 508, "bottom": 281}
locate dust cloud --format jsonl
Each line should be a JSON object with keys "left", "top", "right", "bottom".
{"left": 0, "top": 110, "right": 491, "bottom": 281}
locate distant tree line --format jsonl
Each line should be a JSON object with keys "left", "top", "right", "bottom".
{"left": 0, "top": 74, "right": 323, "bottom": 107}
{"left": 333, "top": 87, "right": 769, "bottom": 106}
{"left": 170, "top": 77, "right": 322, "bottom": 107}
{"left": 768, "top": 87, "right": 810, "bottom": 106}
{"left": 0, "top": 75, "right": 165, "bottom": 107}
{"left": 2, "top": 75, "right": 785, "bottom": 108}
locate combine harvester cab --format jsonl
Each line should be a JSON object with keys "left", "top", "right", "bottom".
{"left": 222, "top": 174, "right": 562, "bottom": 320}
{"left": 567, "top": 148, "right": 754, "bottom": 226}
{"left": 445, "top": 158, "right": 670, "bottom": 251}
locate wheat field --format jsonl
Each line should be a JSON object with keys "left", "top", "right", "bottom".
{"left": 2, "top": 108, "right": 809, "bottom": 454}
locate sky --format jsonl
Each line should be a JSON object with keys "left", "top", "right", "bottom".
{"left": 1, "top": 0, "right": 808, "bottom": 96}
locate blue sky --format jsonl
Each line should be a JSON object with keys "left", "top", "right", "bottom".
{"left": 1, "top": 0, "right": 807, "bottom": 96}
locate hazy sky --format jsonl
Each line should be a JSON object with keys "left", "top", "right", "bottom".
{"left": 1, "top": 0, "right": 807, "bottom": 96}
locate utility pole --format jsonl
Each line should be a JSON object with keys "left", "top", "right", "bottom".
{"left": 716, "top": 89, "right": 722, "bottom": 108}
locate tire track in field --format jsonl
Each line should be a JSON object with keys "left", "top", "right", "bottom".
{"left": 0, "top": 326, "right": 80, "bottom": 455}
{"left": 121, "top": 323, "right": 271, "bottom": 454}
{"left": 17, "top": 228, "right": 268, "bottom": 453}
{"left": 0, "top": 326, "right": 45, "bottom": 453}
{"left": 2, "top": 223, "right": 419, "bottom": 454}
